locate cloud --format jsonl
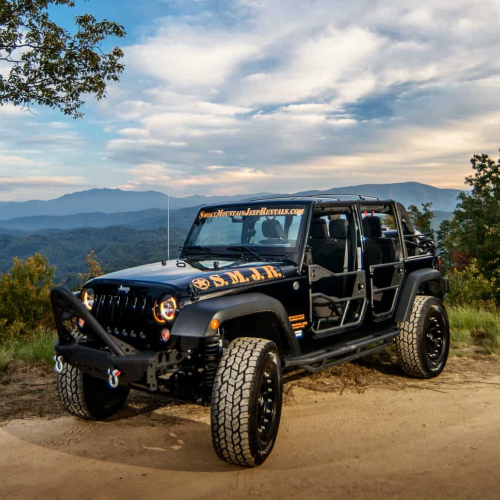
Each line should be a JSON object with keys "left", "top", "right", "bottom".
{"left": 120, "top": 163, "right": 275, "bottom": 194}
{"left": 0, "top": 153, "right": 35, "bottom": 167}
{"left": 0, "top": 178, "right": 89, "bottom": 201}
{"left": 126, "top": 24, "right": 258, "bottom": 88}
{"left": 6, "top": 0, "right": 500, "bottom": 200}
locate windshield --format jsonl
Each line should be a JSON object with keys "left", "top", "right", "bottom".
{"left": 182, "top": 204, "right": 307, "bottom": 258}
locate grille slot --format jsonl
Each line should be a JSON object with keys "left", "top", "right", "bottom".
{"left": 92, "top": 288, "right": 157, "bottom": 346}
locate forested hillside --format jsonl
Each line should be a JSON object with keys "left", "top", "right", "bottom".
{"left": 0, "top": 226, "right": 186, "bottom": 288}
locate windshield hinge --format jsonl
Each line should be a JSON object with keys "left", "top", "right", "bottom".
{"left": 188, "top": 283, "right": 200, "bottom": 301}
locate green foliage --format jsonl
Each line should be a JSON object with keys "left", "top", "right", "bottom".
{"left": 447, "top": 260, "right": 497, "bottom": 309}
{"left": 437, "top": 153, "right": 500, "bottom": 305}
{"left": 14, "top": 330, "right": 55, "bottom": 364}
{"left": 444, "top": 154, "right": 500, "bottom": 277}
{"left": 0, "top": 226, "right": 186, "bottom": 288}
{"left": 0, "top": 253, "right": 54, "bottom": 342}
{"left": 408, "top": 202, "right": 435, "bottom": 237}
{"left": 0, "top": 0, "right": 125, "bottom": 117}
{"left": 77, "top": 249, "right": 103, "bottom": 285}
{"left": 448, "top": 306, "right": 500, "bottom": 354}
{"left": 0, "top": 330, "right": 55, "bottom": 371}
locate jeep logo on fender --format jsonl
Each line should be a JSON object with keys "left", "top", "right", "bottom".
{"left": 191, "top": 265, "right": 282, "bottom": 291}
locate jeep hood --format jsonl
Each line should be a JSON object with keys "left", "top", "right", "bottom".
{"left": 88, "top": 259, "right": 290, "bottom": 296}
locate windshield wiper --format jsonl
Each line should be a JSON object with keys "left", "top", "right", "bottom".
{"left": 223, "top": 246, "right": 275, "bottom": 263}
{"left": 183, "top": 245, "right": 221, "bottom": 260}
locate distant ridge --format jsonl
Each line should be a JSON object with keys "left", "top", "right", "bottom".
{"left": 0, "top": 182, "right": 463, "bottom": 224}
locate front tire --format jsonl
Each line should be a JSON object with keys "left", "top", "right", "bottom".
{"left": 211, "top": 338, "right": 283, "bottom": 467}
{"left": 396, "top": 295, "right": 450, "bottom": 378}
{"left": 57, "top": 364, "right": 130, "bottom": 420}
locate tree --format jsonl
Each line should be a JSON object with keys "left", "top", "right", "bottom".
{"left": 408, "top": 202, "right": 435, "bottom": 237}
{"left": 0, "top": 253, "right": 55, "bottom": 340}
{"left": 0, "top": 0, "right": 125, "bottom": 118}
{"left": 437, "top": 152, "right": 500, "bottom": 305}
{"left": 78, "top": 250, "right": 103, "bottom": 284}
{"left": 451, "top": 154, "right": 500, "bottom": 280}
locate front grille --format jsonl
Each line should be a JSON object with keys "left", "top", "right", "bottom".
{"left": 89, "top": 286, "right": 162, "bottom": 348}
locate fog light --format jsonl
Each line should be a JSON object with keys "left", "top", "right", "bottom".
{"left": 160, "top": 328, "right": 171, "bottom": 342}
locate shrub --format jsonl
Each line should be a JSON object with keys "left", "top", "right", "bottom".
{"left": 0, "top": 254, "right": 55, "bottom": 342}
{"left": 447, "top": 260, "right": 497, "bottom": 309}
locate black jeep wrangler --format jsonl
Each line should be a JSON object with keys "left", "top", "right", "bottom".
{"left": 51, "top": 195, "right": 449, "bottom": 467}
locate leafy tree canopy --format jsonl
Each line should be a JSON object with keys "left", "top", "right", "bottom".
{"left": 408, "top": 202, "right": 435, "bottom": 237}
{"left": 437, "top": 153, "right": 500, "bottom": 303}
{"left": 77, "top": 249, "right": 103, "bottom": 285}
{"left": 449, "top": 154, "right": 500, "bottom": 277}
{"left": 0, "top": 253, "right": 55, "bottom": 340}
{"left": 0, "top": 0, "right": 125, "bottom": 118}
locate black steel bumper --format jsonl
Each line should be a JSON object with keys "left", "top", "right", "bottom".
{"left": 51, "top": 286, "right": 157, "bottom": 387}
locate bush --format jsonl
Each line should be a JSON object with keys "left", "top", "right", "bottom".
{"left": 0, "top": 254, "right": 55, "bottom": 342}
{"left": 447, "top": 260, "right": 497, "bottom": 309}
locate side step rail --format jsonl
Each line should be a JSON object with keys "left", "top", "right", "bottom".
{"left": 284, "top": 328, "right": 399, "bottom": 373}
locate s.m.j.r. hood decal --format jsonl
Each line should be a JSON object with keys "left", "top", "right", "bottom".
{"left": 191, "top": 265, "right": 283, "bottom": 292}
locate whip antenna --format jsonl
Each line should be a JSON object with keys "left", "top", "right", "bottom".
{"left": 167, "top": 189, "right": 170, "bottom": 262}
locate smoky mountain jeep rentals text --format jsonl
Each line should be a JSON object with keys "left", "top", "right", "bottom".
{"left": 50, "top": 194, "right": 450, "bottom": 467}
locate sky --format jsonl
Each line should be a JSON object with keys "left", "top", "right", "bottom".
{"left": 1, "top": 0, "right": 500, "bottom": 202}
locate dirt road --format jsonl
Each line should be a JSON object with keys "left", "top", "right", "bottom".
{"left": 0, "top": 357, "right": 499, "bottom": 500}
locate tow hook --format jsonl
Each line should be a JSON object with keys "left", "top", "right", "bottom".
{"left": 107, "top": 369, "right": 121, "bottom": 389}
{"left": 54, "top": 355, "right": 64, "bottom": 374}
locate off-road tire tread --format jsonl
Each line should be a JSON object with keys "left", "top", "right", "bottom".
{"left": 396, "top": 295, "right": 436, "bottom": 378}
{"left": 57, "top": 364, "right": 95, "bottom": 420}
{"left": 211, "top": 337, "right": 279, "bottom": 467}
{"left": 57, "top": 363, "right": 129, "bottom": 420}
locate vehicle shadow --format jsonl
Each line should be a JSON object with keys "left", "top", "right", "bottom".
{"left": 283, "top": 350, "right": 409, "bottom": 386}
{"left": 5, "top": 390, "right": 239, "bottom": 473}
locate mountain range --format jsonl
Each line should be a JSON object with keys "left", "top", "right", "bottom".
{"left": 0, "top": 182, "right": 463, "bottom": 285}
{"left": 0, "top": 182, "right": 462, "bottom": 232}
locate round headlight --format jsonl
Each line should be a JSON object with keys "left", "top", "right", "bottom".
{"left": 154, "top": 295, "right": 177, "bottom": 323}
{"left": 81, "top": 288, "right": 95, "bottom": 311}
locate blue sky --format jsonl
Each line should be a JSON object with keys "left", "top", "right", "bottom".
{"left": 2, "top": 0, "right": 500, "bottom": 201}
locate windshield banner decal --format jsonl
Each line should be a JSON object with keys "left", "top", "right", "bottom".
{"left": 199, "top": 207, "right": 305, "bottom": 219}
{"left": 191, "top": 265, "right": 283, "bottom": 291}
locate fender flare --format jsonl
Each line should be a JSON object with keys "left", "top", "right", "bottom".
{"left": 171, "top": 292, "right": 301, "bottom": 357}
{"left": 395, "top": 269, "right": 449, "bottom": 323}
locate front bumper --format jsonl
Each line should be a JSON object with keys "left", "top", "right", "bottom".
{"left": 50, "top": 286, "right": 183, "bottom": 391}
{"left": 55, "top": 341, "right": 156, "bottom": 386}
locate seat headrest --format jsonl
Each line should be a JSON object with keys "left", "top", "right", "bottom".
{"left": 262, "top": 218, "right": 284, "bottom": 239}
{"left": 311, "top": 218, "right": 328, "bottom": 239}
{"left": 329, "top": 219, "right": 348, "bottom": 239}
{"left": 362, "top": 216, "right": 383, "bottom": 238}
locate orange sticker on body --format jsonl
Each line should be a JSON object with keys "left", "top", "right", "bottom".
{"left": 289, "top": 314, "right": 305, "bottom": 322}
{"left": 191, "top": 265, "right": 283, "bottom": 291}
{"left": 292, "top": 321, "right": 308, "bottom": 330}
{"left": 199, "top": 207, "right": 305, "bottom": 219}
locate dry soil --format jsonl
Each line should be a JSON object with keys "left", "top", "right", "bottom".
{"left": 0, "top": 355, "right": 499, "bottom": 500}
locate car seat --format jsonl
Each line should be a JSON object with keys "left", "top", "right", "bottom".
{"left": 362, "top": 216, "right": 397, "bottom": 265}
{"left": 259, "top": 218, "right": 285, "bottom": 245}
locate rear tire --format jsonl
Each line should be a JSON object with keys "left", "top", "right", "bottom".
{"left": 57, "top": 364, "right": 130, "bottom": 420}
{"left": 211, "top": 338, "right": 283, "bottom": 467}
{"left": 396, "top": 295, "right": 450, "bottom": 378}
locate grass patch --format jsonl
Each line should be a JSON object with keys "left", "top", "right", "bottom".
{"left": 0, "top": 330, "right": 55, "bottom": 372}
{"left": 448, "top": 306, "right": 500, "bottom": 354}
